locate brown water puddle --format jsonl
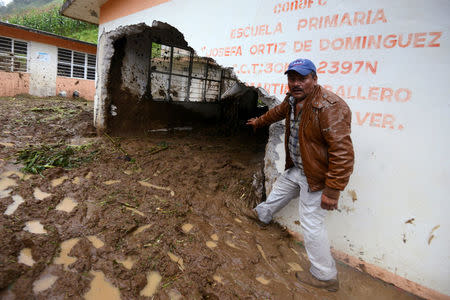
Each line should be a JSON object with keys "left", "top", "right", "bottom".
{"left": 138, "top": 181, "right": 175, "bottom": 196}
{"left": 51, "top": 176, "right": 68, "bottom": 187}
{"left": 0, "top": 188, "right": 12, "bottom": 198}
{"left": 132, "top": 224, "right": 151, "bottom": 235}
{"left": 181, "top": 223, "right": 193, "bottom": 233}
{"left": 211, "top": 234, "right": 219, "bottom": 241}
{"left": 53, "top": 238, "right": 79, "bottom": 269}
{"left": 4, "top": 194, "right": 24, "bottom": 215}
{"left": 84, "top": 271, "right": 121, "bottom": 300}
{"left": 213, "top": 274, "right": 224, "bottom": 284}
{"left": 0, "top": 177, "right": 17, "bottom": 191}
{"left": 18, "top": 248, "right": 35, "bottom": 266}
{"left": 0, "top": 142, "right": 14, "bottom": 147}
{"left": 55, "top": 197, "right": 77, "bottom": 213}
{"left": 256, "top": 276, "right": 271, "bottom": 285}
{"left": 125, "top": 207, "right": 145, "bottom": 216}
{"left": 72, "top": 177, "right": 81, "bottom": 185}
{"left": 32, "top": 274, "right": 58, "bottom": 294}
{"left": 87, "top": 235, "right": 104, "bottom": 248}
{"left": 33, "top": 188, "right": 51, "bottom": 200}
{"left": 24, "top": 220, "right": 47, "bottom": 234}
{"left": 116, "top": 257, "right": 136, "bottom": 270}
{"left": 206, "top": 241, "right": 217, "bottom": 249}
{"left": 103, "top": 180, "right": 121, "bottom": 185}
{"left": 140, "top": 271, "right": 162, "bottom": 297}
{"left": 85, "top": 171, "right": 93, "bottom": 179}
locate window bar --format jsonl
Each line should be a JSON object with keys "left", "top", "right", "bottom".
{"left": 10, "top": 38, "right": 14, "bottom": 72}
{"left": 70, "top": 50, "right": 74, "bottom": 78}
{"left": 202, "top": 59, "right": 209, "bottom": 102}
{"left": 166, "top": 46, "right": 174, "bottom": 101}
{"left": 84, "top": 53, "right": 88, "bottom": 80}
{"left": 218, "top": 69, "right": 224, "bottom": 102}
{"left": 146, "top": 42, "right": 153, "bottom": 100}
{"left": 185, "top": 50, "right": 193, "bottom": 102}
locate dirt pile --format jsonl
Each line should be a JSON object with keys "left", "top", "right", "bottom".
{"left": 0, "top": 96, "right": 419, "bottom": 299}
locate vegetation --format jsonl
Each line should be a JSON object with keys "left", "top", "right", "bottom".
{"left": 1, "top": 0, "right": 98, "bottom": 44}
{"left": 16, "top": 143, "right": 98, "bottom": 174}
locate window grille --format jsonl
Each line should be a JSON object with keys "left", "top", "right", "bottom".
{"left": 0, "top": 36, "right": 28, "bottom": 72}
{"left": 57, "top": 48, "right": 96, "bottom": 80}
{"left": 149, "top": 42, "right": 236, "bottom": 102}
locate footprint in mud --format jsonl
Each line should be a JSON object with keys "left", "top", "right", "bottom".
{"left": 55, "top": 197, "right": 77, "bottom": 213}
{"left": 140, "top": 271, "right": 162, "bottom": 297}
{"left": 87, "top": 236, "right": 104, "bottom": 249}
{"left": 24, "top": 220, "right": 47, "bottom": 234}
{"left": 4, "top": 195, "right": 24, "bottom": 215}
{"left": 84, "top": 270, "right": 121, "bottom": 300}
{"left": 206, "top": 241, "right": 217, "bottom": 249}
{"left": 256, "top": 276, "right": 271, "bottom": 285}
{"left": 51, "top": 176, "right": 68, "bottom": 187}
{"left": 18, "top": 248, "right": 35, "bottom": 266}
{"left": 181, "top": 223, "right": 193, "bottom": 233}
{"left": 54, "top": 238, "right": 79, "bottom": 269}
{"left": 33, "top": 274, "right": 58, "bottom": 294}
{"left": 33, "top": 188, "right": 51, "bottom": 201}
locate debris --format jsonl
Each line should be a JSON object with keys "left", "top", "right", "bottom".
{"left": 405, "top": 218, "right": 415, "bottom": 224}
{"left": 138, "top": 181, "right": 174, "bottom": 196}
{"left": 428, "top": 225, "right": 440, "bottom": 245}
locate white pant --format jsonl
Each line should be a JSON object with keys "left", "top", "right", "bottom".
{"left": 255, "top": 167, "right": 337, "bottom": 281}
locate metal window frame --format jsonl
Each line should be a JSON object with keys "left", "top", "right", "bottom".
{"left": 148, "top": 42, "right": 235, "bottom": 103}
{"left": 57, "top": 47, "right": 96, "bottom": 81}
{"left": 0, "top": 36, "right": 28, "bottom": 73}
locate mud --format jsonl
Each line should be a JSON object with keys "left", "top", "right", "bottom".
{"left": 0, "top": 96, "right": 421, "bottom": 299}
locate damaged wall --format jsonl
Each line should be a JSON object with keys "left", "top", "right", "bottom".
{"left": 95, "top": 0, "right": 450, "bottom": 297}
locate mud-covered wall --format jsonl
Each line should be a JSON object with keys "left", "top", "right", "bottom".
{"left": 96, "top": 1, "right": 450, "bottom": 298}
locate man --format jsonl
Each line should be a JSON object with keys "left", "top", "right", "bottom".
{"left": 246, "top": 58, "right": 354, "bottom": 292}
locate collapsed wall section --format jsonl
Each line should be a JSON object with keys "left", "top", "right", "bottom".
{"left": 95, "top": 22, "right": 263, "bottom": 135}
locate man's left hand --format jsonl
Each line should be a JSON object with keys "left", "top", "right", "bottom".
{"left": 321, "top": 194, "right": 338, "bottom": 210}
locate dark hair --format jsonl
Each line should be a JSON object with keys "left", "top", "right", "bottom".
{"left": 310, "top": 71, "right": 317, "bottom": 79}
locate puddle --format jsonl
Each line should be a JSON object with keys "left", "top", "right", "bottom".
{"left": 33, "top": 274, "right": 58, "bottom": 294}
{"left": 125, "top": 207, "right": 145, "bottom": 216}
{"left": 225, "top": 241, "right": 239, "bottom": 249}
{"left": 54, "top": 238, "right": 79, "bottom": 269}
{"left": 287, "top": 262, "right": 303, "bottom": 272}
{"left": 18, "top": 248, "right": 35, "bottom": 266}
{"left": 140, "top": 271, "right": 162, "bottom": 297}
{"left": 138, "top": 181, "right": 175, "bottom": 196}
{"left": 87, "top": 236, "right": 104, "bottom": 248}
{"left": 33, "top": 188, "right": 51, "bottom": 200}
{"left": 0, "top": 177, "right": 17, "bottom": 191}
{"left": 133, "top": 224, "right": 151, "bottom": 235}
{"left": 51, "top": 176, "right": 68, "bottom": 187}
{"left": 234, "top": 218, "right": 242, "bottom": 223}
{"left": 211, "top": 234, "right": 219, "bottom": 241}
{"left": 103, "top": 180, "right": 121, "bottom": 185}
{"left": 84, "top": 271, "right": 121, "bottom": 300}
{"left": 167, "top": 252, "right": 185, "bottom": 270}
{"left": 72, "top": 177, "right": 81, "bottom": 185}
{"left": 181, "top": 223, "right": 193, "bottom": 233}
{"left": 206, "top": 241, "right": 217, "bottom": 249}
{"left": 117, "top": 257, "right": 135, "bottom": 270}
{"left": 0, "top": 188, "right": 12, "bottom": 198}
{"left": 124, "top": 170, "right": 133, "bottom": 175}
{"left": 85, "top": 171, "right": 93, "bottom": 179}
{"left": 213, "top": 275, "right": 224, "bottom": 284}
{"left": 4, "top": 195, "right": 24, "bottom": 215}
{"left": 24, "top": 220, "right": 47, "bottom": 234}
{"left": 256, "top": 276, "right": 271, "bottom": 285}
{"left": 55, "top": 197, "right": 77, "bottom": 213}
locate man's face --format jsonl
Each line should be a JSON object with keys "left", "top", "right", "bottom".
{"left": 287, "top": 71, "right": 317, "bottom": 101}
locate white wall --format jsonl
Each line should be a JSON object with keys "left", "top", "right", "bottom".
{"left": 28, "top": 42, "right": 57, "bottom": 97}
{"left": 99, "top": 0, "right": 450, "bottom": 295}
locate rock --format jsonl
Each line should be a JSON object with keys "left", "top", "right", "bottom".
{"left": 58, "top": 91, "right": 67, "bottom": 97}
{"left": 73, "top": 90, "right": 80, "bottom": 98}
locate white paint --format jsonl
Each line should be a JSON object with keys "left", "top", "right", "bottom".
{"left": 28, "top": 42, "right": 57, "bottom": 97}
{"left": 98, "top": 0, "right": 450, "bottom": 295}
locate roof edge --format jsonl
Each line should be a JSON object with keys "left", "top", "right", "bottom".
{"left": 0, "top": 21, "right": 97, "bottom": 47}
{"left": 60, "top": 0, "right": 100, "bottom": 25}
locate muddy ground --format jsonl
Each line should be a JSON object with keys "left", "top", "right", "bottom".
{"left": 0, "top": 95, "right": 420, "bottom": 299}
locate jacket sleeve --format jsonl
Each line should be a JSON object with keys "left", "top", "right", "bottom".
{"left": 254, "top": 100, "right": 289, "bottom": 128}
{"left": 319, "top": 101, "right": 355, "bottom": 199}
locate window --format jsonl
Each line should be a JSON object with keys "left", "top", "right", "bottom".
{"left": 149, "top": 42, "right": 236, "bottom": 102}
{"left": 0, "top": 36, "right": 28, "bottom": 72}
{"left": 57, "top": 48, "right": 96, "bottom": 80}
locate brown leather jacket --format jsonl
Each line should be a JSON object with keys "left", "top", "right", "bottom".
{"left": 254, "top": 85, "right": 354, "bottom": 199}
